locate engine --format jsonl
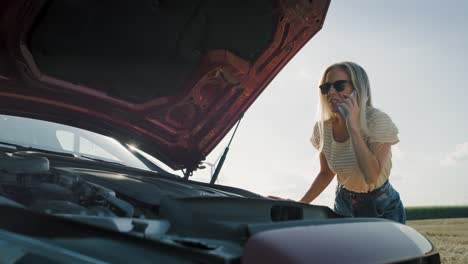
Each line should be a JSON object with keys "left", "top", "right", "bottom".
{"left": 0, "top": 152, "right": 135, "bottom": 217}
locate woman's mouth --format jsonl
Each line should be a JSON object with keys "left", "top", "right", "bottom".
{"left": 329, "top": 99, "right": 341, "bottom": 112}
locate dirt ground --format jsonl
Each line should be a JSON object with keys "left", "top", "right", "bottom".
{"left": 407, "top": 218, "right": 468, "bottom": 264}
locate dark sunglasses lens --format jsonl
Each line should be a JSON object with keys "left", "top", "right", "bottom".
{"left": 319, "top": 83, "right": 330, "bottom": 94}
{"left": 334, "top": 81, "right": 346, "bottom": 92}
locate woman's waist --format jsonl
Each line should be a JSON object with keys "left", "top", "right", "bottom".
{"left": 337, "top": 171, "right": 390, "bottom": 192}
{"left": 340, "top": 180, "right": 391, "bottom": 198}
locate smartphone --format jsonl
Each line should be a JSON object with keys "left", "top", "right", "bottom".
{"left": 338, "top": 91, "right": 356, "bottom": 118}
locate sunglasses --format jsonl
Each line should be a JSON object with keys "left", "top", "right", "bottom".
{"left": 319, "top": 80, "right": 351, "bottom": 94}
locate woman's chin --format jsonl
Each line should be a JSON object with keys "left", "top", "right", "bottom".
{"left": 330, "top": 105, "right": 340, "bottom": 113}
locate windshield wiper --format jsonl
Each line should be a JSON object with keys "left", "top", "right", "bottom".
{"left": 0, "top": 141, "right": 29, "bottom": 150}
{"left": 0, "top": 141, "right": 76, "bottom": 157}
{"left": 78, "top": 154, "right": 128, "bottom": 167}
{"left": 0, "top": 141, "right": 125, "bottom": 167}
{"left": 0, "top": 141, "right": 156, "bottom": 173}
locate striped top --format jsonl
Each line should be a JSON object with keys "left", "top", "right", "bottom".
{"left": 311, "top": 107, "right": 399, "bottom": 193}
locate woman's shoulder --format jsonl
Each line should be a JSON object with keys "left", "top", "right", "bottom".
{"left": 366, "top": 107, "right": 392, "bottom": 122}
{"left": 312, "top": 119, "right": 332, "bottom": 130}
{"left": 311, "top": 120, "right": 332, "bottom": 149}
{"left": 365, "top": 107, "right": 399, "bottom": 144}
{"left": 366, "top": 107, "right": 398, "bottom": 128}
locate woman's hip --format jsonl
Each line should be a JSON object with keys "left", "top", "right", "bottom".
{"left": 334, "top": 181, "right": 406, "bottom": 224}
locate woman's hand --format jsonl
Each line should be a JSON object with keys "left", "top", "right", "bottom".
{"left": 340, "top": 93, "right": 360, "bottom": 134}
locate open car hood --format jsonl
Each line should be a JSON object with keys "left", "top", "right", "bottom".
{"left": 0, "top": 0, "right": 330, "bottom": 173}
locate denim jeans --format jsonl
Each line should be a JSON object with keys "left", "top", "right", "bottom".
{"left": 334, "top": 180, "right": 406, "bottom": 224}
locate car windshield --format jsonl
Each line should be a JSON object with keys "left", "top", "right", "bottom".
{"left": 0, "top": 114, "right": 156, "bottom": 171}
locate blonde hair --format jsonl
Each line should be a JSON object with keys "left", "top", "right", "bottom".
{"left": 314, "top": 61, "right": 373, "bottom": 151}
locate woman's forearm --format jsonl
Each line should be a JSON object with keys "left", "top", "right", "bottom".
{"left": 299, "top": 172, "right": 335, "bottom": 204}
{"left": 349, "top": 129, "right": 381, "bottom": 184}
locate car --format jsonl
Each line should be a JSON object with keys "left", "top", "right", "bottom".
{"left": 0, "top": 0, "right": 440, "bottom": 263}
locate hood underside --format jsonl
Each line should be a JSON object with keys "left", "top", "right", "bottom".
{"left": 0, "top": 0, "right": 330, "bottom": 172}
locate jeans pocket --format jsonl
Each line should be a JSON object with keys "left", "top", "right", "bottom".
{"left": 374, "top": 190, "right": 405, "bottom": 223}
{"left": 375, "top": 198, "right": 398, "bottom": 216}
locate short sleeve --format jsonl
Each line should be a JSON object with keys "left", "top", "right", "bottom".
{"left": 367, "top": 109, "right": 399, "bottom": 145}
{"left": 310, "top": 122, "right": 321, "bottom": 150}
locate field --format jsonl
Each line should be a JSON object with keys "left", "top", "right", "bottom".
{"left": 407, "top": 217, "right": 468, "bottom": 264}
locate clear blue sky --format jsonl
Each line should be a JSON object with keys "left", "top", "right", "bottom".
{"left": 191, "top": 0, "right": 468, "bottom": 207}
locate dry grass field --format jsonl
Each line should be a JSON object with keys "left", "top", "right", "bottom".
{"left": 407, "top": 218, "right": 468, "bottom": 264}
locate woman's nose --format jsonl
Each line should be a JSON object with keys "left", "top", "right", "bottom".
{"left": 327, "top": 86, "right": 338, "bottom": 96}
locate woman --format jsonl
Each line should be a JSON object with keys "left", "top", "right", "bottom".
{"left": 299, "top": 61, "right": 406, "bottom": 224}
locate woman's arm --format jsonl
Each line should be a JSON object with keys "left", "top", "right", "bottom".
{"left": 299, "top": 152, "right": 335, "bottom": 204}
{"left": 349, "top": 131, "right": 391, "bottom": 184}
{"left": 341, "top": 93, "right": 392, "bottom": 185}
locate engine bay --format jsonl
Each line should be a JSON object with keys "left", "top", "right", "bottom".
{"left": 0, "top": 152, "right": 143, "bottom": 218}
{"left": 0, "top": 150, "right": 339, "bottom": 243}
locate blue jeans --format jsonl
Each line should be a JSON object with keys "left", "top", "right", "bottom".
{"left": 334, "top": 180, "right": 406, "bottom": 224}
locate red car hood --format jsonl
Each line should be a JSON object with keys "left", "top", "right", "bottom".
{"left": 0, "top": 0, "right": 329, "bottom": 173}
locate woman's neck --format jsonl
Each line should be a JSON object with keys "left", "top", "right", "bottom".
{"left": 331, "top": 113, "right": 350, "bottom": 142}
{"left": 332, "top": 113, "right": 347, "bottom": 128}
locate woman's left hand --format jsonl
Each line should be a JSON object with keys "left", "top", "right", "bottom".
{"left": 340, "top": 93, "right": 360, "bottom": 133}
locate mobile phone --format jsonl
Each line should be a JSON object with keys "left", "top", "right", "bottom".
{"left": 338, "top": 91, "right": 356, "bottom": 118}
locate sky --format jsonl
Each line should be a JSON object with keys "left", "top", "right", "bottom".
{"left": 189, "top": 0, "right": 468, "bottom": 207}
